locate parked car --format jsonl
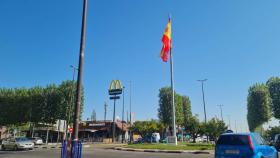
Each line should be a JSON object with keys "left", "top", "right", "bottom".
{"left": 2, "top": 137, "right": 34, "bottom": 151}
{"left": 273, "top": 134, "right": 280, "bottom": 151}
{"left": 29, "top": 137, "right": 43, "bottom": 145}
{"left": 215, "top": 133, "right": 278, "bottom": 158}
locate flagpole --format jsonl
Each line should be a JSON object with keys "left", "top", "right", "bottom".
{"left": 169, "top": 17, "right": 177, "bottom": 145}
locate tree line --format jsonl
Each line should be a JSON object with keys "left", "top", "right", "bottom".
{"left": 131, "top": 87, "right": 227, "bottom": 143}
{"left": 247, "top": 77, "right": 280, "bottom": 132}
{"left": 0, "top": 80, "right": 84, "bottom": 127}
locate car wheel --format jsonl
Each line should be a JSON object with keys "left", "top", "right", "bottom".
{"left": 1, "top": 145, "right": 5, "bottom": 151}
{"left": 13, "top": 145, "right": 18, "bottom": 151}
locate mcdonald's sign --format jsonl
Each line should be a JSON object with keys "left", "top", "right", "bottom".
{"left": 108, "top": 80, "right": 123, "bottom": 95}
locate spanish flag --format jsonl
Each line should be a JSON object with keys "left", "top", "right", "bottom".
{"left": 160, "top": 18, "right": 172, "bottom": 62}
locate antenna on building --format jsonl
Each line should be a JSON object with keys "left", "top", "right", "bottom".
{"left": 91, "top": 109, "right": 96, "bottom": 122}
{"left": 104, "top": 102, "right": 108, "bottom": 122}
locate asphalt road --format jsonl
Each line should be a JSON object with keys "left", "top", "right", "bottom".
{"left": 0, "top": 148, "right": 214, "bottom": 158}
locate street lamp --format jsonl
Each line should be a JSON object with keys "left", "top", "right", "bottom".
{"left": 217, "top": 105, "right": 224, "bottom": 121}
{"left": 227, "top": 115, "right": 231, "bottom": 130}
{"left": 122, "top": 86, "right": 125, "bottom": 143}
{"left": 66, "top": 65, "right": 78, "bottom": 139}
{"left": 129, "top": 81, "right": 132, "bottom": 143}
{"left": 197, "top": 79, "right": 207, "bottom": 123}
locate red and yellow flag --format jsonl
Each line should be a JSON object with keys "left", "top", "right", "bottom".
{"left": 160, "top": 18, "right": 172, "bottom": 62}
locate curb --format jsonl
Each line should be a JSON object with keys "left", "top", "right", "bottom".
{"left": 34, "top": 144, "right": 92, "bottom": 150}
{"left": 114, "top": 147, "right": 213, "bottom": 154}
{"left": 34, "top": 145, "right": 61, "bottom": 150}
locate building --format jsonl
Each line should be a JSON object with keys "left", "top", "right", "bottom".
{"left": 79, "top": 120, "right": 129, "bottom": 143}
{"left": 0, "top": 126, "right": 8, "bottom": 139}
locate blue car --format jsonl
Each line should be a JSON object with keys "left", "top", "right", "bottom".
{"left": 215, "top": 133, "right": 278, "bottom": 158}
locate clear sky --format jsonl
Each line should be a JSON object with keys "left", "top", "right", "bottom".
{"left": 1, "top": 0, "right": 280, "bottom": 132}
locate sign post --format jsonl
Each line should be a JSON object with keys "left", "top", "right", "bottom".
{"left": 108, "top": 80, "right": 123, "bottom": 143}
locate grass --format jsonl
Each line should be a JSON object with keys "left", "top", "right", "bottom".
{"left": 125, "top": 142, "right": 214, "bottom": 151}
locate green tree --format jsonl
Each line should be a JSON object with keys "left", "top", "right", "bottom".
{"left": 185, "top": 115, "right": 205, "bottom": 143}
{"left": 41, "top": 84, "right": 62, "bottom": 124}
{"left": 247, "top": 83, "right": 272, "bottom": 132}
{"left": 158, "top": 87, "right": 190, "bottom": 129}
{"left": 28, "top": 86, "right": 45, "bottom": 124}
{"left": 205, "top": 118, "right": 227, "bottom": 142}
{"left": 130, "top": 120, "right": 164, "bottom": 138}
{"left": 266, "top": 77, "right": 280, "bottom": 120}
{"left": 264, "top": 126, "right": 280, "bottom": 141}
{"left": 158, "top": 87, "right": 173, "bottom": 127}
{"left": 0, "top": 80, "right": 84, "bottom": 126}
{"left": 182, "top": 96, "right": 192, "bottom": 129}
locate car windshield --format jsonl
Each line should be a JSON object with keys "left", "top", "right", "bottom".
{"left": 217, "top": 135, "right": 249, "bottom": 146}
{"left": 15, "top": 138, "right": 30, "bottom": 142}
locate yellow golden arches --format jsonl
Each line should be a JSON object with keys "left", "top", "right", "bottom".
{"left": 109, "top": 80, "right": 123, "bottom": 91}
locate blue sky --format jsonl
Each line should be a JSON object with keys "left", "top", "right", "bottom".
{"left": 1, "top": 0, "right": 280, "bottom": 132}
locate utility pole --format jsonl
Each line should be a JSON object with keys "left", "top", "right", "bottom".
{"left": 217, "top": 105, "right": 224, "bottom": 121}
{"left": 72, "top": 0, "right": 87, "bottom": 157}
{"left": 104, "top": 102, "right": 108, "bottom": 121}
{"left": 235, "top": 120, "right": 237, "bottom": 133}
{"left": 129, "top": 81, "right": 132, "bottom": 143}
{"left": 228, "top": 115, "right": 231, "bottom": 130}
{"left": 197, "top": 79, "right": 208, "bottom": 123}
{"left": 91, "top": 109, "right": 96, "bottom": 121}
{"left": 64, "top": 65, "right": 78, "bottom": 140}
{"left": 122, "top": 87, "right": 125, "bottom": 143}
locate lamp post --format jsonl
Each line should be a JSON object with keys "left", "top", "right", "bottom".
{"left": 228, "top": 115, "right": 231, "bottom": 130}
{"left": 66, "top": 65, "right": 78, "bottom": 140}
{"left": 217, "top": 105, "right": 224, "bottom": 121}
{"left": 197, "top": 79, "right": 208, "bottom": 123}
{"left": 129, "top": 81, "right": 132, "bottom": 143}
{"left": 122, "top": 86, "right": 125, "bottom": 143}
{"left": 104, "top": 102, "right": 108, "bottom": 121}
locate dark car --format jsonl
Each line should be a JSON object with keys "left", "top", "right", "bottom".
{"left": 215, "top": 133, "right": 278, "bottom": 158}
{"left": 274, "top": 134, "right": 280, "bottom": 151}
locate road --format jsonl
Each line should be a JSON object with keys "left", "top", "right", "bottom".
{"left": 0, "top": 148, "right": 213, "bottom": 158}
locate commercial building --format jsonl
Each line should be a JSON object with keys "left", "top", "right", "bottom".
{"left": 79, "top": 120, "right": 129, "bottom": 143}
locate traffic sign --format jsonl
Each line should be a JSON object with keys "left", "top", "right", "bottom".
{"left": 110, "top": 96, "right": 120, "bottom": 100}
{"left": 68, "top": 128, "right": 73, "bottom": 133}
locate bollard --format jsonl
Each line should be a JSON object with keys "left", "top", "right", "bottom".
{"left": 71, "top": 140, "right": 83, "bottom": 158}
{"left": 71, "top": 141, "right": 77, "bottom": 158}
{"left": 60, "top": 140, "right": 67, "bottom": 158}
{"left": 78, "top": 141, "right": 82, "bottom": 158}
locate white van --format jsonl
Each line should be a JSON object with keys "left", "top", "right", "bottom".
{"left": 152, "top": 133, "right": 160, "bottom": 143}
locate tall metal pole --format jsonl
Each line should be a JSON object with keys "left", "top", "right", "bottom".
{"left": 122, "top": 87, "right": 125, "bottom": 143}
{"left": 104, "top": 102, "right": 108, "bottom": 121}
{"left": 197, "top": 79, "right": 207, "bottom": 123}
{"left": 235, "top": 120, "right": 237, "bottom": 133}
{"left": 169, "top": 33, "right": 176, "bottom": 141}
{"left": 112, "top": 98, "right": 116, "bottom": 143}
{"left": 217, "top": 105, "right": 224, "bottom": 121}
{"left": 228, "top": 115, "right": 231, "bottom": 129}
{"left": 129, "top": 81, "right": 132, "bottom": 143}
{"left": 72, "top": 0, "right": 87, "bottom": 144}
{"left": 66, "top": 65, "right": 78, "bottom": 140}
